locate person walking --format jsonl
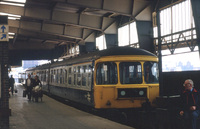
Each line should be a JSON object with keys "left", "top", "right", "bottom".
{"left": 9, "top": 75, "right": 15, "bottom": 95}
{"left": 33, "top": 75, "right": 41, "bottom": 87}
{"left": 32, "top": 75, "right": 42, "bottom": 102}
{"left": 25, "top": 74, "right": 34, "bottom": 101}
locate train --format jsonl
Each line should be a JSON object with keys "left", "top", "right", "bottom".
{"left": 24, "top": 46, "right": 159, "bottom": 109}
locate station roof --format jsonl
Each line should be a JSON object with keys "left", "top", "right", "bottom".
{"left": 0, "top": 0, "right": 182, "bottom": 66}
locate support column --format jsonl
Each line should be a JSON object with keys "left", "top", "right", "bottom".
{"left": 191, "top": 0, "right": 200, "bottom": 58}
{"left": 136, "top": 21, "right": 154, "bottom": 53}
{"left": 0, "top": 16, "right": 10, "bottom": 129}
{"left": 156, "top": 11, "right": 164, "bottom": 97}
{"left": 105, "top": 34, "right": 118, "bottom": 49}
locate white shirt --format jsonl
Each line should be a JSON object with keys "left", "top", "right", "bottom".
{"left": 27, "top": 79, "right": 31, "bottom": 86}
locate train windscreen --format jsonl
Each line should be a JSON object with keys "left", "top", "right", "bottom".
{"left": 96, "top": 62, "right": 118, "bottom": 85}
{"left": 119, "top": 62, "right": 142, "bottom": 84}
{"left": 144, "top": 62, "right": 159, "bottom": 83}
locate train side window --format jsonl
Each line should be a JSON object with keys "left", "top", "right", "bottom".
{"left": 56, "top": 69, "right": 59, "bottom": 83}
{"left": 69, "top": 67, "right": 72, "bottom": 73}
{"left": 65, "top": 69, "right": 67, "bottom": 84}
{"left": 82, "top": 65, "right": 87, "bottom": 86}
{"left": 60, "top": 69, "right": 63, "bottom": 84}
{"left": 40, "top": 71, "right": 42, "bottom": 81}
{"left": 96, "top": 62, "right": 117, "bottom": 85}
{"left": 68, "top": 67, "right": 72, "bottom": 85}
{"left": 73, "top": 67, "right": 76, "bottom": 86}
{"left": 37, "top": 72, "right": 39, "bottom": 78}
{"left": 53, "top": 70, "right": 56, "bottom": 83}
{"left": 44, "top": 70, "right": 46, "bottom": 82}
{"left": 42, "top": 71, "right": 44, "bottom": 81}
{"left": 77, "top": 66, "right": 81, "bottom": 86}
{"left": 42, "top": 71, "right": 44, "bottom": 82}
{"left": 46, "top": 70, "right": 48, "bottom": 83}
{"left": 119, "top": 62, "right": 142, "bottom": 84}
{"left": 51, "top": 70, "right": 53, "bottom": 83}
{"left": 88, "top": 66, "right": 92, "bottom": 87}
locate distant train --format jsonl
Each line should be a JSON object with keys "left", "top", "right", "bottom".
{"left": 25, "top": 47, "right": 159, "bottom": 109}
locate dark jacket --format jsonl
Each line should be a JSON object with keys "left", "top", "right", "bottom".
{"left": 9, "top": 77, "right": 15, "bottom": 87}
{"left": 180, "top": 88, "right": 200, "bottom": 111}
{"left": 33, "top": 79, "right": 41, "bottom": 87}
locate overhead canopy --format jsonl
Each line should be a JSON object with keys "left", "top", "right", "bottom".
{"left": 0, "top": 0, "right": 184, "bottom": 65}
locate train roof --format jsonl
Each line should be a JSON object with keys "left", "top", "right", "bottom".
{"left": 51, "top": 47, "right": 156, "bottom": 67}
{"left": 91, "top": 46, "right": 156, "bottom": 57}
{"left": 27, "top": 47, "right": 157, "bottom": 70}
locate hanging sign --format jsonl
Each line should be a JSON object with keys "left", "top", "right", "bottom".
{"left": 0, "top": 25, "right": 9, "bottom": 42}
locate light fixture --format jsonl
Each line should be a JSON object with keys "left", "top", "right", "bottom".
{"left": 0, "top": 1, "right": 24, "bottom": 7}
{"left": 3, "top": 0, "right": 26, "bottom": 3}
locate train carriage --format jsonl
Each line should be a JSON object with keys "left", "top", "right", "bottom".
{"left": 26, "top": 47, "right": 159, "bottom": 109}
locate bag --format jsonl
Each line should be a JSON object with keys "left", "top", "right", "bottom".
{"left": 14, "top": 86, "right": 18, "bottom": 93}
{"left": 23, "top": 90, "right": 26, "bottom": 97}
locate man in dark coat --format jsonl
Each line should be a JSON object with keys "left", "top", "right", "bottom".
{"left": 25, "top": 74, "right": 34, "bottom": 100}
{"left": 9, "top": 75, "right": 15, "bottom": 95}
{"left": 179, "top": 79, "right": 200, "bottom": 129}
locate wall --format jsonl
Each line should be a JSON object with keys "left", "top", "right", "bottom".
{"left": 162, "top": 71, "right": 200, "bottom": 96}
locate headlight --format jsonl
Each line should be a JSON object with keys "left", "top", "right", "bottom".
{"left": 139, "top": 90, "right": 144, "bottom": 96}
{"left": 121, "top": 91, "right": 126, "bottom": 96}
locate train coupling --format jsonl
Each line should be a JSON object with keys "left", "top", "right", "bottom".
{"left": 142, "top": 99, "right": 152, "bottom": 112}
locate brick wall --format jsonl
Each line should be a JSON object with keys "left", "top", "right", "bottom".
{"left": 0, "top": 42, "right": 9, "bottom": 128}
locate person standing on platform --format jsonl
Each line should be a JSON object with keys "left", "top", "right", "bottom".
{"left": 33, "top": 75, "right": 41, "bottom": 87}
{"left": 179, "top": 79, "right": 200, "bottom": 129}
{"left": 9, "top": 75, "right": 15, "bottom": 95}
{"left": 25, "top": 74, "right": 34, "bottom": 101}
{"left": 32, "top": 75, "right": 42, "bottom": 102}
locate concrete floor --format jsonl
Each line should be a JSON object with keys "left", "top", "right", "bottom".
{"left": 9, "top": 85, "right": 135, "bottom": 129}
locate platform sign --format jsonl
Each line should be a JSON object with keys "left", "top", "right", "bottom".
{"left": 0, "top": 33, "right": 9, "bottom": 41}
{"left": 0, "top": 25, "right": 9, "bottom": 33}
{"left": 0, "top": 25, "right": 9, "bottom": 42}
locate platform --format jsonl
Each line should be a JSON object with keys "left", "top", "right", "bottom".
{"left": 9, "top": 85, "right": 134, "bottom": 129}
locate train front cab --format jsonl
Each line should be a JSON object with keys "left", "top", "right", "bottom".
{"left": 94, "top": 55, "right": 159, "bottom": 109}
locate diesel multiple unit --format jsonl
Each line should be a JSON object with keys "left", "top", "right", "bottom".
{"left": 25, "top": 47, "right": 159, "bottom": 109}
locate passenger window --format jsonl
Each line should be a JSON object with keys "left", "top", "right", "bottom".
{"left": 77, "top": 66, "right": 81, "bottom": 86}
{"left": 96, "top": 62, "right": 117, "bottom": 85}
{"left": 82, "top": 65, "right": 87, "bottom": 86}
{"left": 46, "top": 70, "right": 48, "bottom": 82}
{"left": 73, "top": 67, "right": 76, "bottom": 86}
{"left": 88, "top": 67, "right": 92, "bottom": 87}
{"left": 65, "top": 69, "right": 67, "bottom": 84}
{"left": 56, "top": 69, "right": 59, "bottom": 83}
{"left": 44, "top": 71, "right": 46, "bottom": 82}
{"left": 51, "top": 70, "right": 53, "bottom": 83}
{"left": 60, "top": 69, "right": 63, "bottom": 84}
{"left": 68, "top": 67, "right": 72, "bottom": 85}
{"left": 69, "top": 68, "right": 72, "bottom": 73}
{"left": 53, "top": 70, "right": 56, "bottom": 83}
{"left": 119, "top": 62, "right": 142, "bottom": 84}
